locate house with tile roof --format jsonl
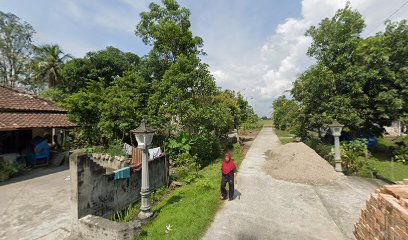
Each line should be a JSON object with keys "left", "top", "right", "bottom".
{"left": 0, "top": 85, "right": 76, "bottom": 162}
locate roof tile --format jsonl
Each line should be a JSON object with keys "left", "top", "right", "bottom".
{"left": 0, "top": 112, "right": 77, "bottom": 130}
{"left": 0, "top": 85, "right": 66, "bottom": 112}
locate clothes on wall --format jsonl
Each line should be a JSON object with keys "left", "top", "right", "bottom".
{"left": 113, "top": 166, "right": 131, "bottom": 180}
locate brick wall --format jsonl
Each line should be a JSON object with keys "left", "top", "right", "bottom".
{"left": 354, "top": 180, "right": 408, "bottom": 240}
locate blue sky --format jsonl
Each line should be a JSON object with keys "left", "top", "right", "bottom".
{"left": 1, "top": 0, "right": 407, "bottom": 116}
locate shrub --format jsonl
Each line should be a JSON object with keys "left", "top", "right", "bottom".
{"left": 233, "top": 143, "right": 242, "bottom": 155}
{"left": 341, "top": 138, "right": 368, "bottom": 175}
{"left": 303, "top": 137, "right": 322, "bottom": 151}
{"left": 0, "top": 161, "right": 24, "bottom": 181}
{"left": 395, "top": 146, "right": 408, "bottom": 164}
{"left": 241, "top": 121, "right": 262, "bottom": 130}
{"left": 303, "top": 137, "right": 334, "bottom": 164}
{"left": 191, "top": 130, "right": 221, "bottom": 167}
{"left": 84, "top": 139, "right": 128, "bottom": 157}
{"left": 166, "top": 132, "right": 198, "bottom": 168}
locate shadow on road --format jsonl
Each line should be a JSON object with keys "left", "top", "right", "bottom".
{"left": 0, "top": 165, "right": 69, "bottom": 187}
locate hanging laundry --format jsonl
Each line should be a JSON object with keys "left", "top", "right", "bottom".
{"left": 122, "top": 143, "right": 133, "bottom": 155}
{"left": 149, "top": 147, "right": 162, "bottom": 160}
{"left": 113, "top": 167, "right": 130, "bottom": 180}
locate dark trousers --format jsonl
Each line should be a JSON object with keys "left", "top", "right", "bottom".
{"left": 221, "top": 174, "right": 234, "bottom": 200}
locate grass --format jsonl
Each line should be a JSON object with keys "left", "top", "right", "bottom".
{"left": 273, "top": 128, "right": 294, "bottom": 144}
{"left": 259, "top": 119, "right": 273, "bottom": 127}
{"left": 367, "top": 158, "right": 408, "bottom": 182}
{"left": 135, "top": 147, "right": 246, "bottom": 240}
{"left": 360, "top": 136, "right": 408, "bottom": 182}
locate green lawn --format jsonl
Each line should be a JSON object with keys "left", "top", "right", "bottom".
{"left": 363, "top": 136, "right": 408, "bottom": 182}
{"left": 273, "top": 128, "right": 294, "bottom": 144}
{"left": 136, "top": 150, "right": 245, "bottom": 239}
{"left": 368, "top": 158, "right": 408, "bottom": 182}
{"left": 259, "top": 119, "right": 273, "bottom": 127}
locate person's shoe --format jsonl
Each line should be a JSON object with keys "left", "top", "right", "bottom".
{"left": 220, "top": 196, "right": 227, "bottom": 200}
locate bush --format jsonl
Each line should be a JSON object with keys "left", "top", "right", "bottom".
{"left": 166, "top": 132, "right": 198, "bottom": 168}
{"left": 84, "top": 139, "right": 128, "bottom": 157}
{"left": 191, "top": 130, "right": 221, "bottom": 167}
{"left": 0, "top": 161, "right": 24, "bottom": 181}
{"left": 166, "top": 131, "right": 222, "bottom": 169}
{"left": 303, "top": 137, "right": 334, "bottom": 164}
{"left": 241, "top": 121, "right": 262, "bottom": 130}
{"left": 341, "top": 138, "right": 368, "bottom": 175}
{"left": 303, "top": 137, "right": 322, "bottom": 151}
{"left": 395, "top": 146, "right": 408, "bottom": 164}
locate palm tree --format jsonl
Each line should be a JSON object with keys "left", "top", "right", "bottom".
{"left": 33, "top": 44, "right": 71, "bottom": 88}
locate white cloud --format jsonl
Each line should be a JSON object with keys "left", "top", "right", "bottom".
{"left": 209, "top": 0, "right": 408, "bottom": 116}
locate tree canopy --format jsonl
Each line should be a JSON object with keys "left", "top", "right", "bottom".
{"left": 273, "top": 5, "right": 408, "bottom": 138}
{"left": 0, "top": 11, "right": 35, "bottom": 87}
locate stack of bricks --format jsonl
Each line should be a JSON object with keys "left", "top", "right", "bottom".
{"left": 354, "top": 179, "right": 408, "bottom": 240}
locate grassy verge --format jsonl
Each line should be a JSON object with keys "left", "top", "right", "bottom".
{"left": 363, "top": 158, "right": 408, "bottom": 183}
{"left": 362, "top": 136, "right": 408, "bottom": 182}
{"left": 259, "top": 119, "right": 273, "bottom": 127}
{"left": 136, "top": 147, "right": 246, "bottom": 240}
{"left": 273, "top": 129, "right": 294, "bottom": 145}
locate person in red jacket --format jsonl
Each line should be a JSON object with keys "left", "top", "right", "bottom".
{"left": 221, "top": 153, "right": 237, "bottom": 201}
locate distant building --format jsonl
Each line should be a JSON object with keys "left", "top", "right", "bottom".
{"left": 384, "top": 121, "right": 407, "bottom": 136}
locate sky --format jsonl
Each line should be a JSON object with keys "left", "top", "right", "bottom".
{"left": 1, "top": 0, "right": 407, "bottom": 116}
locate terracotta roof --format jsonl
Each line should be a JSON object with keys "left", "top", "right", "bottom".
{"left": 0, "top": 85, "right": 66, "bottom": 112}
{"left": 0, "top": 112, "right": 77, "bottom": 130}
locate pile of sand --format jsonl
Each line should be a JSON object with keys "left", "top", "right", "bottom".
{"left": 265, "top": 142, "right": 343, "bottom": 185}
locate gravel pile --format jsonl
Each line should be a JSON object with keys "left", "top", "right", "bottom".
{"left": 265, "top": 142, "right": 343, "bottom": 185}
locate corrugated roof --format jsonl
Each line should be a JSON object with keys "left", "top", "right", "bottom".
{"left": 0, "top": 85, "right": 67, "bottom": 112}
{"left": 0, "top": 112, "right": 77, "bottom": 130}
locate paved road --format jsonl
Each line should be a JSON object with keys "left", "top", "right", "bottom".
{"left": 204, "top": 127, "right": 383, "bottom": 240}
{"left": 0, "top": 166, "right": 71, "bottom": 240}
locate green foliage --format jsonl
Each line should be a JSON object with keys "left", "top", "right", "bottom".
{"left": 303, "top": 137, "right": 333, "bottom": 162}
{"left": 136, "top": 151, "right": 245, "bottom": 240}
{"left": 135, "top": 0, "right": 204, "bottom": 62}
{"left": 98, "top": 72, "right": 149, "bottom": 139}
{"left": 38, "top": 88, "right": 69, "bottom": 103}
{"left": 233, "top": 143, "right": 242, "bottom": 156}
{"left": 0, "top": 161, "right": 24, "bottom": 181}
{"left": 290, "top": 4, "right": 408, "bottom": 137}
{"left": 272, "top": 95, "right": 301, "bottom": 134}
{"left": 366, "top": 157, "right": 408, "bottom": 182}
{"left": 395, "top": 146, "right": 408, "bottom": 164}
{"left": 191, "top": 130, "right": 221, "bottom": 167}
{"left": 84, "top": 139, "right": 127, "bottom": 157}
{"left": 60, "top": 46, "right": 140, "bottom": 93}
{"left": 31, "top": 44, "right": 71, "bottom": 88}
{"left": 0, "top": 11, "right": 35, "bottom": 87}
{"left": 340, "top": 139, "right": 368, "bottom": 175}
{"left": 166, "top": 132, "right": 198, "bottom": 168}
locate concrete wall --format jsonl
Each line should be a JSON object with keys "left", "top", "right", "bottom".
{"left": 78, "top": 215, "right": 141, "bottom": 240}
{"left": 70, "top": 150, "right": 168, "bottom": 220}
{"left": 90, "top": 153, "right": 129, "bottom": 170}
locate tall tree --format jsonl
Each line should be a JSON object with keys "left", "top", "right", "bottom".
{"left": 0, "top": 11, "right": 35, "bottom": 87}
{"left": 32, "top": 44, "right": 71, "bottom": 88}
{"left": 292, "top": 4, "right": 408, "bottom": 137}
{"left": 60, "top": 46, "right": 140, "bottom": 93}
{"left": 135, "top": 0, "right": 204, "bottom": 63}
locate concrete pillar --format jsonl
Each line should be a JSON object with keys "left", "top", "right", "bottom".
{"left": 333, "top": 135, "right": 342, "bottom": 172}
{"left": 138, "top": 146, "right": 153, "bottom": 219}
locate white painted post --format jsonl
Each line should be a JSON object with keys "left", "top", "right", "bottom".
{"left": 329, "top": 120, "right": 344, "bottom": 173}
{"left": 333, "top": 134, "right": 342, "bottom": 172}
{"left": 138, "top": 145, "right": 153, "bottom": 219}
